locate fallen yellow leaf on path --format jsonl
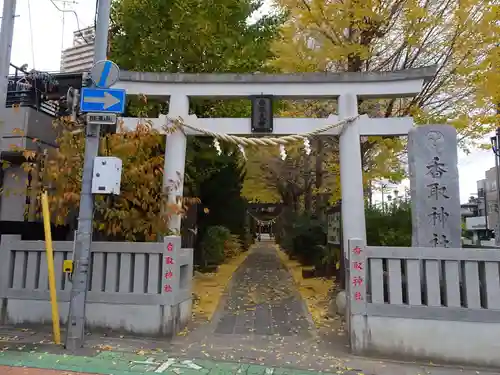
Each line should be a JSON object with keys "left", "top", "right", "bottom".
{"left": 192, "top": 250, "right": 251, "bottom": 321}
{"left": 276, "top": 245, "right": 335, "bottom": 328}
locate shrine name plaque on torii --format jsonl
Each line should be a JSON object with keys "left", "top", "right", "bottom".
{"left": 112, "top": 67, "right": 436, "bottom": 252}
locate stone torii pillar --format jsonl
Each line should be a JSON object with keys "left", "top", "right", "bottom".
{"left": 161, "top": 95, "right": 365, "bottom": 244}
{"left": 162, "top": 95, "right": 189, "bottom": 233}
{"left": 338, "top": 93, "right": 365, "bottom": 257}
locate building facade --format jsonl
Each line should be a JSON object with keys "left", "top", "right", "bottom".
{"left": 484, "top": 167, "right": 499, "bottom": 233}
{"left": 476, "top": 178, "right": 488, "bottom": 217}
{"left": 0, "top": 69, "right": 83, "bottom": 240}
{"left": 60, "top": 27, "right": 95, "bottom": 73}
{"left": 463, "top": 177, "right": 494, "bottom": 244}
{"left": 463, "top": 168, "right": 500, "bottom": 245}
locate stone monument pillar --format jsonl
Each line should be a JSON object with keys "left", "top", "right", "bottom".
{"left": 408, "top": 125, "right": 461, "bottom": 248}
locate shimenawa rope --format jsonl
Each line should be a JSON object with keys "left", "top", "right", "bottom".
{"left": 168, "top": 115, "right": 361, "bottom": 147}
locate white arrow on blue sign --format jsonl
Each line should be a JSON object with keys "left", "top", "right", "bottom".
{"left": 80, "top": 87, "right": 126, "bottom": 114}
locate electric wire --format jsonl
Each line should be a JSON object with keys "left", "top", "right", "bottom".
{"left": 60, "top": 1, "right": 67, "bottom": 53}
{"left": 94, "top": 0, "right": 98, "bottom": 32}
{"left": 27, "top": 0, "right": 36, "bottom": 69}
{"left": 48, "top": 0, "right": 93, "bottom": 44}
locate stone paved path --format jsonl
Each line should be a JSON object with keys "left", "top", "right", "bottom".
{"left": 214, "top": 245, "right": 311, "bottom": 337}
{"left": 160, "top": 242, "right": 352, "bottom": 370}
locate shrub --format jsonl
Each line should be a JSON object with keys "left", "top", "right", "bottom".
{"left": 366, "top": 200, "right": 411, "bottom": 246}
{"left": 201, "top": 226, "right": 231, "bottom": 266}
{"left": 241, "top": 226, "right": 254, "bottom": 250}
{"left": 224, "top": 234, "right": 243, "bottom": 259}
{"left": 280, "top": 213, "right": 327, "bottom": 266}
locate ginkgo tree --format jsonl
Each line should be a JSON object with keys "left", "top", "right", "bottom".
{"left": 242, "top": 100, "right": 406, "bottom": 216}
{"left": 469, "top": 4, "right": 499, "bottom": 134}
{"left": 243, "top": 0, "right": 498, "bottom": 214}
{"left": 270, "top": 0, "right": 498, "bottom": 146}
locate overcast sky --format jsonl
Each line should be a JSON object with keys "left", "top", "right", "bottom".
{"left": 1, "top": 0, "right": 495, "bottom": 204}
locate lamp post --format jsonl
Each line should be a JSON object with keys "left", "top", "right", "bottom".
{"left": 490, "top": 129, "right": 500, "bottom": 246}
{"left": 477, "top": 186, "right": 489, "bottom": 239}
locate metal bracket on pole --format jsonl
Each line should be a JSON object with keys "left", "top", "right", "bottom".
{"left": 86, "top": 123, "right": 99, "bottom": 138}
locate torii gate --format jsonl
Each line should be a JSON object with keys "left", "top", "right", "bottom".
{"left": 113, "top": 67, "right": 436, "bottom": 251}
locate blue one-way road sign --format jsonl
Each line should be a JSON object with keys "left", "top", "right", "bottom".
{"left": 80, "top": 87, "right": 126, "bottom": 114}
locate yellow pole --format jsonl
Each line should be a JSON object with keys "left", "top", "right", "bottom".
{"left": 41, "top": 190, "right": 61, "bottom": 345}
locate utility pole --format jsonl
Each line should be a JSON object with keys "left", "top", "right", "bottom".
{"left": 494, "top": 133, "right": 500, "bottom": 246}
{"left": 380, "top": 183, "right": 387, "bottom": 213}
{"left": 0, "top": 0, "right": 17, "bottom": 111}
{"left": 479, "top": 184, "right": 489, "bottom": 239}
{"left": 490, "top": 103, "right": 500, "bottom": 247}
{"left": 65, "top": 0, "right": 111, "bottom": 351}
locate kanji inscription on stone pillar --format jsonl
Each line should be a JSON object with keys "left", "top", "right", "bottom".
{"left": 162, "top": 236, "right": 180, "bottom": 295}
{"left": 408, "top": 125, "right": 460, "bottom": 248}
{"left": 349, "top": 239, "right": 366, "bottom": 309}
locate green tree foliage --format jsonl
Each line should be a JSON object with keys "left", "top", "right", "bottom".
{"left": 107, "top": 0, "right": 283, "bottom": 248}
{"left": 277, "top": 212, "right": 327, "bottom": 266}
{"left": 196, "top": 154, "right": 248, "bottom": 247}
{"left": 199, "top": 225, "right": 246, "bottom": 267}
{"left": 200, "top": 225, "right": 231, "bottom": 266}
{"left": 109, "top": 0, "right": 282, "bottom": 73}
{"left": 366, "top": 200, "right": 412, "bottom": 247}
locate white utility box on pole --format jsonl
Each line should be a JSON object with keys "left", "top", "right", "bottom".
{"left": 91, "top": 156, "right": 122, "bottom": 195}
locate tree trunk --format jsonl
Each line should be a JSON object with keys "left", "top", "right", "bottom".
{"left": 368, "top": 179, "right": 373, "bottom": 208}
{"left": 304, "top": 154, "right": 312, "bottom": 214}
{"left": 293, "top": 192, "right": 300, "bottom": 213}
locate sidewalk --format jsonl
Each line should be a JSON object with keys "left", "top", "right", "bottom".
{"left": 1, "top": 347, "right": 500, "bottom": 375}
{"left": 0, "top": 242, "right": 499, "bottom": 375}
{"left": 0, "top": 366, "right": 96, "bottom": 375}
{"left": 0, "top": 350, "right": 348, "bottom": 375}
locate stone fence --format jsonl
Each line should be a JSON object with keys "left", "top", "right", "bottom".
{"left": 347, "top": 238, "right": 500, "bottom": 367}
{"left": 0, "top": 235, "right": 193, "bottom": 337}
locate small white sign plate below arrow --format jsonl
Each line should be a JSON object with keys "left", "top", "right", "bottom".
{"left": 86, "top": 113, "right": 117, "bottom": 125}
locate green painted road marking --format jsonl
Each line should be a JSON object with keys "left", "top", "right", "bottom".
{"left": 0, "top": 349, "right": 342, "bottom": 375}
{"left": 130, "top": 357, "right": 159, "bottom": 371}
{"left": 129, "top": 356, "right": 210, "bottom": 373}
